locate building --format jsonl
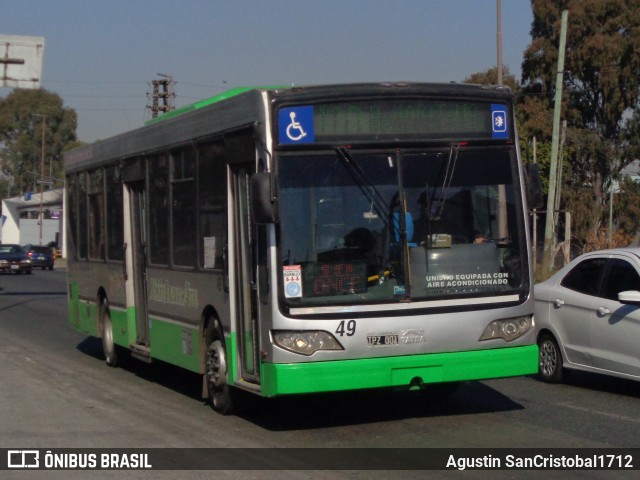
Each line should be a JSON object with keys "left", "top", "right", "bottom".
{"left": 1, "top": 188, "right": 64, "bottom": 255}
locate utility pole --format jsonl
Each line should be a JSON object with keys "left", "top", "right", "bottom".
{"left": 542, "top": 10, "right": 569, "bottom": 273}
{"left": 147, "top": 73, "right": 175, "bottom": 118}
{"left": 496, "top": 0, "right": 502, "bottom": 85}
{"left": 33, "top": 114, "right": 46, "bottom": 246}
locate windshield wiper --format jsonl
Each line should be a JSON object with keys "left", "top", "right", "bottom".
{"left": 334, "top": 147, "right": 390, "bottom": 224}
{"left": 394, "top": 149, "right": 411, "bottom": 299}
{"left": 433, "top": 144, "right": 460, "bottom": 220}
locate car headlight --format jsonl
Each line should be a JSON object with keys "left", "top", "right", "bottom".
{"left": 21, "top": 259, "right": 31, "bottom": 265}
{"left": 0, "top": 260, "right": 8, "bottom": 265}
{"left": 479, "top": 316, "right": 533, "bottom": 342}
{"left": 272, "top": 330, "right": 344, "bottom": 356}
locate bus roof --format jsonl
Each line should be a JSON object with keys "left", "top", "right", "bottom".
{"left": 144, "top": 85, "right": 287, "bottom": 126}
{"left": 65, "top": 82, "right": 514, "bottom": 172}
{"left": 147, "top": 82, "right": 513, "bottom": 125}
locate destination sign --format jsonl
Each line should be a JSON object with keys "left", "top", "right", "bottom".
{"left": 278, "top": 100, "right": 511, "bottom": 144}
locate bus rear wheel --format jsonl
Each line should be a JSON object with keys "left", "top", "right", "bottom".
{"left": 205, "top": 335, "right": 234, "bottom": 415}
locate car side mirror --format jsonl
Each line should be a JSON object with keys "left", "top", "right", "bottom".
{"left": 618, "top": 290, "right": 640, "bottom": 305}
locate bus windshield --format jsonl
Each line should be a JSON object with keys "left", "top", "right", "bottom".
{"left": 278, "top": 146, "right": 526, "bottom": 308}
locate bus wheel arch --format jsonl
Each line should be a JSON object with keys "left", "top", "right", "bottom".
{"left": 202, "top": 311, "right": 235, "bottom": 415}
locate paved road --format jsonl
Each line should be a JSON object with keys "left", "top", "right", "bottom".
{"left": 1, "top": 269, "right": 639, "bottom": 478}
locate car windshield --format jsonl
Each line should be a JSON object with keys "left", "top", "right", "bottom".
{"left": 30, "top": 247, "right": 50, "bottom": 253}
{"left": 0, "top": 245, "right": 23, "bottom": 254}
{"left": 277, "top": 147, "right": 527, "bottom": 308}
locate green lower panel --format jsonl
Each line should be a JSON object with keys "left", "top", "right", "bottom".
{"left": 261, "top": 345, "right": 538, "bottom": 397}
{"left": 149, "top": 318, "right": 201, "bottom": 372}
{"left": 68, "top": 282, "right": 98, "bottom": 336}
{"left": 110, "top": 308, "right": 129, "bottom": 349}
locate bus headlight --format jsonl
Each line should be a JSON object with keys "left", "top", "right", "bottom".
{"left": 479, "top": 316, "right": 533, "bottom": 342}
{"left": 272, "top": 330, "right": 344, "bottom": 356}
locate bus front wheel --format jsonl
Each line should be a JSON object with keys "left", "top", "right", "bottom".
{"left": 205, "top": 327, "right": 234, "bottom": 415}
{"left": 100, "top": 303, "right": 120, "bottom": 367}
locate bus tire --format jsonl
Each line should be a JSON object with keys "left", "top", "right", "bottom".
{"left": 538, "top": 332, "right": 563, "bottom": 383}
{"left": 205, "top": 322, "right": 234, "bottom": 415}
{"left": 100, "top": 303, "right": 120, "bottom": 367}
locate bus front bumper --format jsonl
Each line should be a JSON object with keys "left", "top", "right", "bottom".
{"left": 260, "top": 344, "right": 538, "bottom": 397}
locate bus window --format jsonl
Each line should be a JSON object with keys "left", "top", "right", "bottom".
{"left": 105, "top": 166, "right": 124, "bottom": 261}
{"left": 171, "top": 147, "right": 196, "bottom": 267}
{"left": 198, "top": 141, "right": 227, "bottom": 270}
{"left": 66, "top": 174, "right": 79, "bottom": 258}
{"left": 149, "top": 154, "right": 169, "bottom": 265}
{"left": 88, "top": 169, "right": 105, "bottom": 260}
{"left": 78, "top": 172, "right": 88, "bottom": 260}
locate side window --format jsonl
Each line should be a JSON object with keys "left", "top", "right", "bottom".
{"left": 560, "top": 257, "right": 607, "bottom": 296}
{"left": 66, "top": 174, "right": 78, "bottom": 258}
{"left": 106, "top": 166, "right": 124, "bottom": 261}
{"left": 78, "top": 172, "right": 88, "bottom": 260}
{"left": 149, "top": 153, "right": 170, "bottom": 265}
{"left": 171, "top": 147, "right": 197, "bottom": 266}
{"left": 88, "top": 169, "right": 105, "bottom": 260}
{"left": 601, "top": 259, "right": 640, "bottom": 301}
{"left": 198, "top": 141, "right": 227, "bottom": 270}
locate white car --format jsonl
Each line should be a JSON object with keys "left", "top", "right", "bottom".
{"left": 534, "top": 248, "right": 640, "bottom": 383}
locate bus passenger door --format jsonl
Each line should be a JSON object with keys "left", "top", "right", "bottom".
{"left": 125, "top": 180, "right": 151, "bottom": 355}
{"left": 229, "top": 156, "right": 261, "bottom": 385}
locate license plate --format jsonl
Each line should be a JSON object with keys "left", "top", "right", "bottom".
{"left": 37, "top": 255, "right": 46, "bottom": 260}
{"left": 11, "top": 264, "right": 19, "bottom": 270}
{"left": 367, "top": 334, "right": 399, "bottom": 346}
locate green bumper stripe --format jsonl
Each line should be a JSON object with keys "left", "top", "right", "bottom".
{"left": 261, "top": 345, "right": 538, "bottom": 397}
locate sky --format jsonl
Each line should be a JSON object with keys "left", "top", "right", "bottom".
{"left": 1, "top": 0, "right": 534, "bottom": 143}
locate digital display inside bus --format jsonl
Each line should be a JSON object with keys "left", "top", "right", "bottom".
{"left": 301, "top": 261, "right": 367, "bottom": 297}
{"left": 277, "top": 100, "right": 510, "bottom": 145}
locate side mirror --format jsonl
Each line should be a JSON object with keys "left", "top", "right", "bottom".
{"left": 525, "top": 163, "right": 543, "bottom": 210}
{"left": 251, "top": 172, "right": 279, "bottom": 224}
{"left": 618, "top": 290, "right": 640, "bottom": 305}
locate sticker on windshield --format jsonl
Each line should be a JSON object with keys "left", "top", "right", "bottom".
{"left": 491, "top": 104, "right": 509, "bottom": 139}
{"left": 283, "top": 265, "right": 303, "bottom": 298}
{"left": 279, "top": 106, "right": 315, "bottom": 145}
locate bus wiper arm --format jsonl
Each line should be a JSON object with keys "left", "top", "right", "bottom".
{"left": 334, "top": 147, "right": 390, "bottom": 224}
{"left": 433, "top": 143, "right": 460, "bottom": 220}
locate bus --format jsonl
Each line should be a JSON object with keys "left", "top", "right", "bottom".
{"left": 65, "top": 82, "right": 541, "bottom": 414}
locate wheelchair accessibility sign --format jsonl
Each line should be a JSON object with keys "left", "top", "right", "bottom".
{"left": 278, "top": 106, "right": 314, "bottom": 144}
{"left": 491, "top": 104, "right": 509, "bottom": 139}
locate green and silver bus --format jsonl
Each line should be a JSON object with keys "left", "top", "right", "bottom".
{"left": 65, "top": 83, "right": 540, "bottom": 414}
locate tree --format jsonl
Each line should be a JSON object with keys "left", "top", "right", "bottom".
{"left": 0, "top": 89, "right": 78, "bottom": 196}
{"left": 464, "top": 65, "right": 520, "bottom": 92}
{"left": 521, "top": 0, "right": 640, "bottom": 252}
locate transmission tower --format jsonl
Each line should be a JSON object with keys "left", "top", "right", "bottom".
{"left": 147, "top": 74, "right": 175, "bottom": 118}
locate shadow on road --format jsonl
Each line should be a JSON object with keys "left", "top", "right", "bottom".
{"left": 77, "top": 336, "right": 526, "bottom": 430}
{"left": 239, "top": 382, "right": 525, "bottom": 431}
{"left": 532, "top": 369, "right": 640, "bottom": 399}
{"left": 0, "top": 290, "right": 67, "bottom": 313}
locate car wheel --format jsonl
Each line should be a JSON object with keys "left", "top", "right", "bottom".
{"left": 538, "top": 333, "right": 564, "bottom": 383}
